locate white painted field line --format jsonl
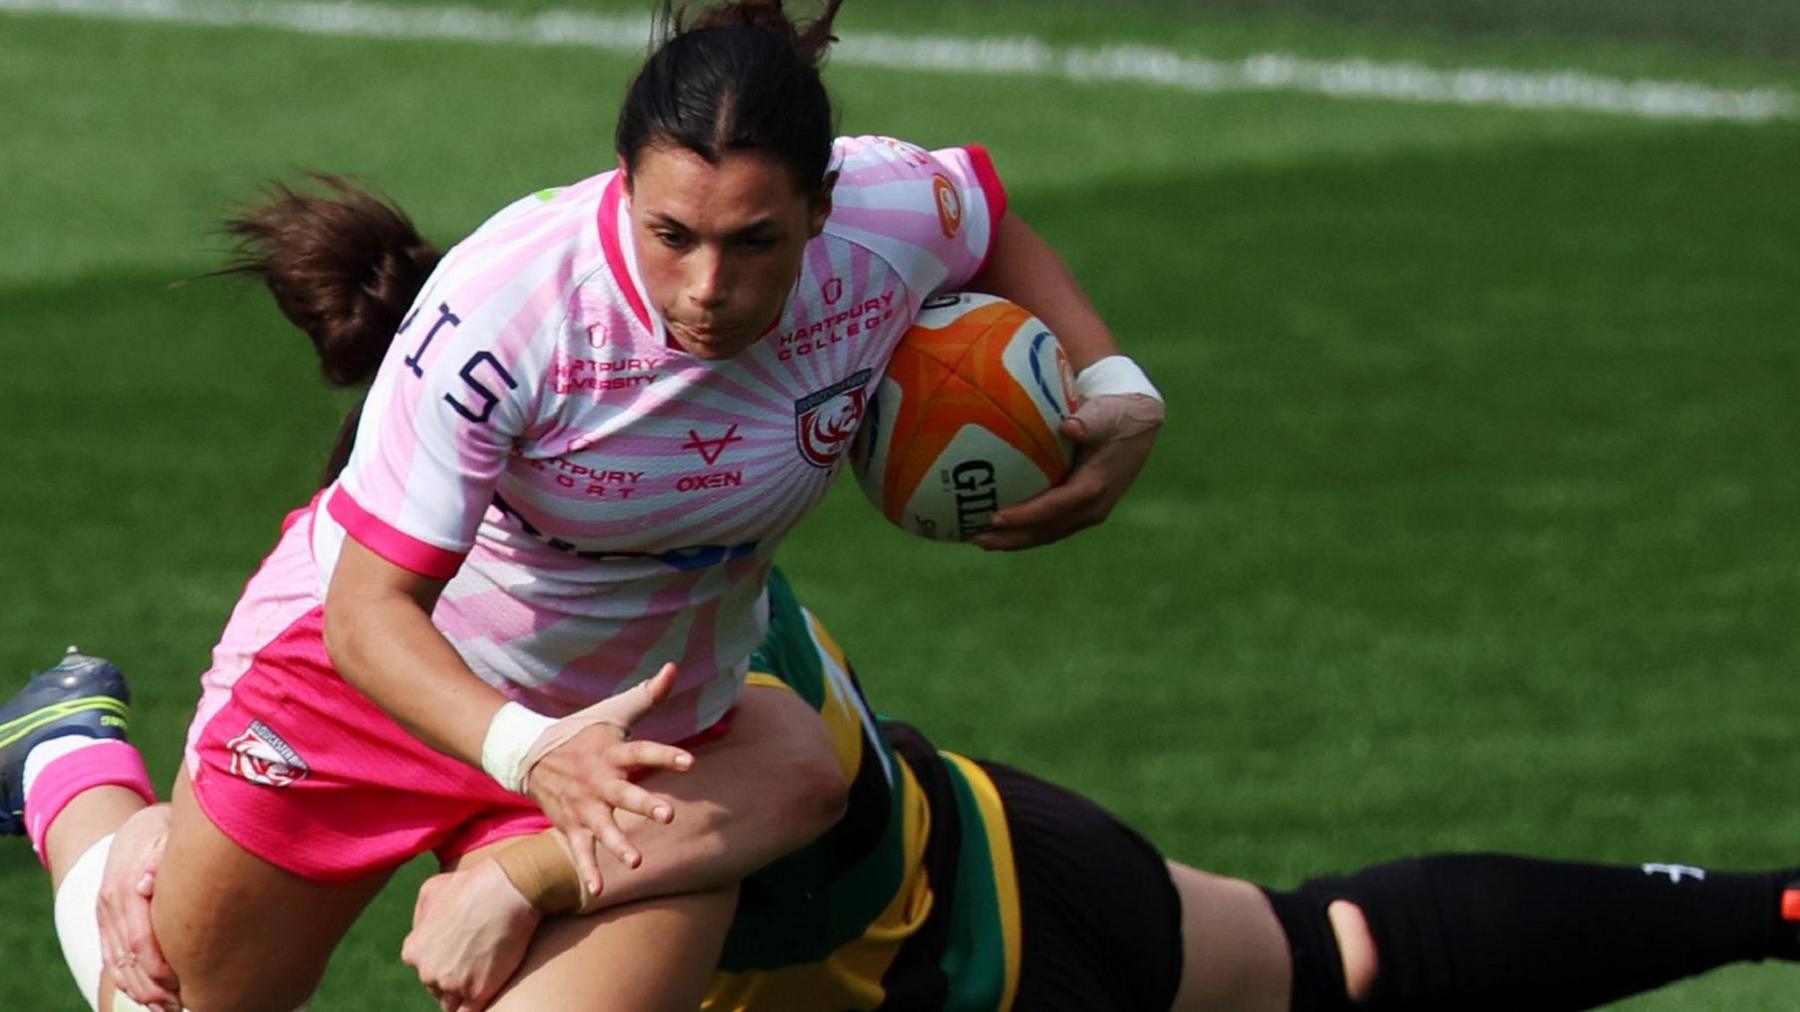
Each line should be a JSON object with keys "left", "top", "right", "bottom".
{"left": 4, "top": 0, "right": 1794, "bottom": 122}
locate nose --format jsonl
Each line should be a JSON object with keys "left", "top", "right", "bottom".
{"left": 686, "top": 246, "right": 730, "bottom": 312}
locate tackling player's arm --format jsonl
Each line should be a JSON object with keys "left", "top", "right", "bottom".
{"left": 403, "top": 685, "right": 849, "bottom": 1012}
{"left": 964, "top": 211, "right": 1165, "bottom": 550}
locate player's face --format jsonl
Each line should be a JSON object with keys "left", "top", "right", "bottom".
{"left": 624, "top": 144, "right": 830, "bottom": 360}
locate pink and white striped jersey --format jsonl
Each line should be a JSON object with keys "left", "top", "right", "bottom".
{"left": 241, "top": 136, "right": 1009, "bottom": 743}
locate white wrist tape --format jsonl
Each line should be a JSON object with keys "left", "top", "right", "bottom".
{"left": 482, "top": 701, "right": 558, "bottom": 795}
{"left": 1075, "top": 355, "right": 1163, "bottom": 403}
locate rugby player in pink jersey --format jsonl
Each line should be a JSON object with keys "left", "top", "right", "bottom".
{"left": 0, "top": 1, "right": 1167, "bottom": 1010}
{"left": 12, "top": 3, "right": 1800, "bottom": 1012}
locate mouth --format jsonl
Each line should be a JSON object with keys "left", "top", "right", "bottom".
{"left": 673, "top": 320, "right": 736, "bottom": 346}
{"left": 668, "top": 321, "right": 743, "bottom": 360}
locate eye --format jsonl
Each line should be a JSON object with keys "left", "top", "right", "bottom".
{"left": 652, "top": 229, "right": 693, "bottom": 251}
{"left": 736, "top": 234, "right": 780, "bottom": 253}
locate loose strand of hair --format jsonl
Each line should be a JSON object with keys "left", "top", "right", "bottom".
{"left": 672, "top": 0, "right": 844, "bottom": 67}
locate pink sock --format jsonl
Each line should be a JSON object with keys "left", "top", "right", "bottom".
{"left": 25, "top": 740, "right": 156, "bottom": 867}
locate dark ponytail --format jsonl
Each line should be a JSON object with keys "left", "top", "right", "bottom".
{"left": 219, "top": 174, "right": 441, "bottom": 484}
{"left": 617, "top": 0, "right": 845, "bottom": 193}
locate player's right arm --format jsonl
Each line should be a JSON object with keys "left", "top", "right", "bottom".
{"left": 325, "top": 542, "right": 697, "bottom": 885}
{"left": 322, "top": 542, "right": 493, "bottom": 758}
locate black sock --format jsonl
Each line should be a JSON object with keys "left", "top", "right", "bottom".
{"left": 1269, "top": 853, "right": 1800, "bottom": 1011}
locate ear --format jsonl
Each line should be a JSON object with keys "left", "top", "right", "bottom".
{"left": 808, "top": 171, "right": 838, "bottom": 237}
{"left": 618, "top": 155, "right": 634, "bottom": 196}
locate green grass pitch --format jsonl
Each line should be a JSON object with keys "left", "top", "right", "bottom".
{"left": 2, "top": 1, "right": 1798, "bottom": 1007}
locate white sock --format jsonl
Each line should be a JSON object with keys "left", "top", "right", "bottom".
{"left": 53, "top": 833, "right": 113, "bottom": 1012}
{"left": 23, "top": 735, "right": 108, "bottom": 800}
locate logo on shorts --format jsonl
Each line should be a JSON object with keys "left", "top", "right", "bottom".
{"left": 794, "top": 369, "right": 872, "bottom": 468}
{"left": 227, "top": 720, "right": 311, "bottom": 787}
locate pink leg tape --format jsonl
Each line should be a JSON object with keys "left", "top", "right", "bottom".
{"left": 26, "top": 740, "right": 156, "bottom": 866}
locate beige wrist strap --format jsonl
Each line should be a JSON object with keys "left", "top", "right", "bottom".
{"left": 491, "top": 832, "right": 585, "bottom": 915}
{"left": 514, "top": 684, "right": 649, "bottom": 795}
{"left": 1073, "top": 392, "right": 1166, "bottom": 440}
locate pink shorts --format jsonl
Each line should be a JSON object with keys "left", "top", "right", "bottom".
{"left": 190, "top": 606, "right": 549, "bottom": 881}
{"left": 190, "top": 606, "right": 730, "bottom": 882}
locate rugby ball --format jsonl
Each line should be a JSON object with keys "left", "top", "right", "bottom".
{"left": 851, "top": 292, "right": 1077, "bottom": 542}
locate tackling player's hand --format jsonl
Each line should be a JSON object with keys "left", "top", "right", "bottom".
{"left": 521, "top": 663, "right": 696, "bottom": 897}
{"left": 972, "top": 393, "right": 1163, "bottom": 551}
{"left": 97, "top": 803, "right": 182, "bottom": 1012}
{"left": 404, "top": 859, "right": 540, "bottom": 1012}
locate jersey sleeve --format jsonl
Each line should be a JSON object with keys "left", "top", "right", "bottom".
{"left": 326, "top": 270, "right": 553, "bottom": 580}
{"left": 827, "top": 136, "right": 1010, "bottom": 297}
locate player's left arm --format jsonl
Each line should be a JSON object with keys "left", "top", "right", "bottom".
{"left": 965, "top": 211, "right": 1165, "bottom": 550}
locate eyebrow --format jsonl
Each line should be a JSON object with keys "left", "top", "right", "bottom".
{"left": 646, "top": 212, "right": 783, "bottom": 239}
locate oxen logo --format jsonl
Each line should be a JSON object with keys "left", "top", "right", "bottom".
{"left": 683, "top": 424, "right": 744, "bottom": 465}
{"left": 795, "top": 369, "right": 872, "bottom": 468}
{"left": 227, "top": 720, "right": 311, "bottom": 787}
{"left": 932, "top": 174, "right": 963, "bottom": 238}
{"left": 822, "top": 277, "right": 844, "bottom": 305}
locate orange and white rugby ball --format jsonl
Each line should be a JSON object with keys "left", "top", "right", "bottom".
{"left": 851, "top": 292, "right": 1078, "bottom": 542}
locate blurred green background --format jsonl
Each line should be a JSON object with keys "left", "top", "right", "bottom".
{"left": 2, "top": 0, "right": 1797, "bottom": 1007}
{"left": 1136, "top": 0, "right": 1800, "bottom": 59}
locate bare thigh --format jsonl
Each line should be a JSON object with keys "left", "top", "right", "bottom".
{"left": 1166, "top": 862, "right": 1291, "bottom": 1012}
{"left": 149, "top": 773, "right": 394, "bottom": 1012}
{"left": 493, "top": 888, "right": 736, "bottom": 1012}
{"left": 440, "top": 837, "right": 737, "bottom": 1012}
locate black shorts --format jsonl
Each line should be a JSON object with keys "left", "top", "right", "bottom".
{"left": 982, "top": 759, "right": 1185, "bottom": 1011}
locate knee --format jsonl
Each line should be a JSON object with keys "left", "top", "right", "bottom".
{"left": 106, "top": 987, "right": 308, "bottom": 1012}
{"left": 738, "top": 690, "right": 849, "bottom": 845}
{"left": 776, "top": 747, "right": 850, "bottom": 841}
{"left": 153, "top": 906, "right": 319, "bottom": 1012}
{"left": 159, "top": 958, "right": 314, "bottom": 1012}
{"left": 1327, "top": 900, "right": 1380, "bottom": 1003}
{"left": 163, "top": 983, "right": 310, "bottom": 1012}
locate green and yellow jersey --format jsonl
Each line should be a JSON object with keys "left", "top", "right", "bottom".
{"left": 704, "top": 572, "right": 1023, "bottom": 1012}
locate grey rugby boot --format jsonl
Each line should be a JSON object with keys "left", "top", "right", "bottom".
{"left": 0, "top": 648, "right": 131, "bottom": 836}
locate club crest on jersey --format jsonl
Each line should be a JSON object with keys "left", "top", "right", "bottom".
{"left": 822, "top": 277, "right": 844, "bottom": 305}
{"left": 795, "top": 369, "right": 872, "bottom": 468}
{"left": 227, "top": 720, "right": 310, "bottom": 787}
